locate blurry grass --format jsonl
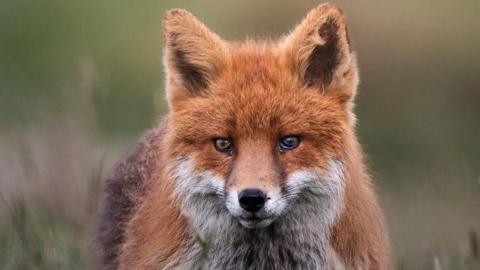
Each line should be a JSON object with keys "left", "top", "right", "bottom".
{"left": 0, "top": 60, "right": 104, "bottom": 269}
{"left": 0, "top": 198, "right": 87, "bottom": 270}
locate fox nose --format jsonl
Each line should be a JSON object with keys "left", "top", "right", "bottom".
{"left": 238, "top": 189, "right": 267, "bottom": 213}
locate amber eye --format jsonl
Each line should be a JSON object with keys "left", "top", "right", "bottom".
{"left": 279, "top": 136, "right": 301, "bottom": 152}
{"left": 213, "top": 138, "right": 233, "bottom": 154}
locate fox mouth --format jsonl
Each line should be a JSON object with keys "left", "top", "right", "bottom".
{"left": 238, "top": 215, "right": 276, "bottom": 229}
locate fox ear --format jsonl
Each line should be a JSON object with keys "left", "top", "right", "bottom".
{"left": 163, "top": 9, "right": 229, "bottom": 101}
{"left": 281, "top": 4, "right": 358, "bottom": 100}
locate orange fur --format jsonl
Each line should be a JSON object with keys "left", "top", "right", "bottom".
{"left": 100, "top": 3, "right": 390, "bottom": 269}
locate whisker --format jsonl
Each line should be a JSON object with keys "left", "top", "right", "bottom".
{"left": 283, "top": 180, "right": 323, "bottom": 189}
{"left": 188, "top": 184, "right": 226, "bottom": 195}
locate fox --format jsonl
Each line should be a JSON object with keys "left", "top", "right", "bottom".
{"left": 98, "top": 3, "right": 390, "bottom": 270}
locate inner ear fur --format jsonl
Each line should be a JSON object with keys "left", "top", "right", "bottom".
{"left": 163, "top": 9, "right": 230, "bottom": 100}
{"left": 281, "top": 4, "right": 359, "bottom": 100}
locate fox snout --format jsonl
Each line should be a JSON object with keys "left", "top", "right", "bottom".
{"left": 226, "top": 185, "right": 285, "bottom": 229}
{"left": 238, "top": 188, "right": 267, "bottom": 213}
{"left": 226, "top": 180, "right": 287, "bottom": 229}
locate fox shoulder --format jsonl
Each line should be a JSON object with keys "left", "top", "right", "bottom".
{"left": 97, "top": 121, "right": 167, "bottom": 269}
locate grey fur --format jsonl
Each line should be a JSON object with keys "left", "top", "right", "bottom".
{"left": 172, "top": 158, "right": 345, "bottom": 269}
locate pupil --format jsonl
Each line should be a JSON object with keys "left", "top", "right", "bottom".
{"left": 220, "top": 141, "right": 229, "bottom": 148}
{"left": 280, "top": 136, "right": 299, "bottom": 151}
{"left": 215, "top": 138, "right": 232, "bottom": 153}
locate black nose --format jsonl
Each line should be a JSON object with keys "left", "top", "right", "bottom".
{"left": 238, "top": 189, "right": 267, "bottom": 213}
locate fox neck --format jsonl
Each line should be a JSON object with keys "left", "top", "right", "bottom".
{"left": 199, "top": 216, "right": 331, "bottom": 269}
{"left": 171, "top": 158, "right": 345, "bottom": 269}
{"left": 329, "top": 133, "right": 391, "bottom": 269}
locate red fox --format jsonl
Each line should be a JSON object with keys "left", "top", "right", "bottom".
{"left": 99, "top": 3, "right": 390, "bottom": 269}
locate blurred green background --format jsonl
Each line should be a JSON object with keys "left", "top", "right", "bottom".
{"left": 1, "top": 0, "right": 479, "bottom": 269}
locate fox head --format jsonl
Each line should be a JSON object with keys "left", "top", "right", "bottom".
{"left": 163, "top": 4, "right": 358, "bottom": 232}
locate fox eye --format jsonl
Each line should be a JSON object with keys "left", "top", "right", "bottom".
{"left": 213, "top": 138, "right": 233, "bottom": 155}
{"left": 278, "top": 136, "right": 301, "bottom": 152}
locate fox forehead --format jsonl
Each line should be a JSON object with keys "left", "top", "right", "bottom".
{"left": 171, "top": 45, "right": 348, "bottom": 140}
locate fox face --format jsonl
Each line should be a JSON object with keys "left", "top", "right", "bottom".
{"left": 163, "top": 5, "right": 358, "bottom": 234}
